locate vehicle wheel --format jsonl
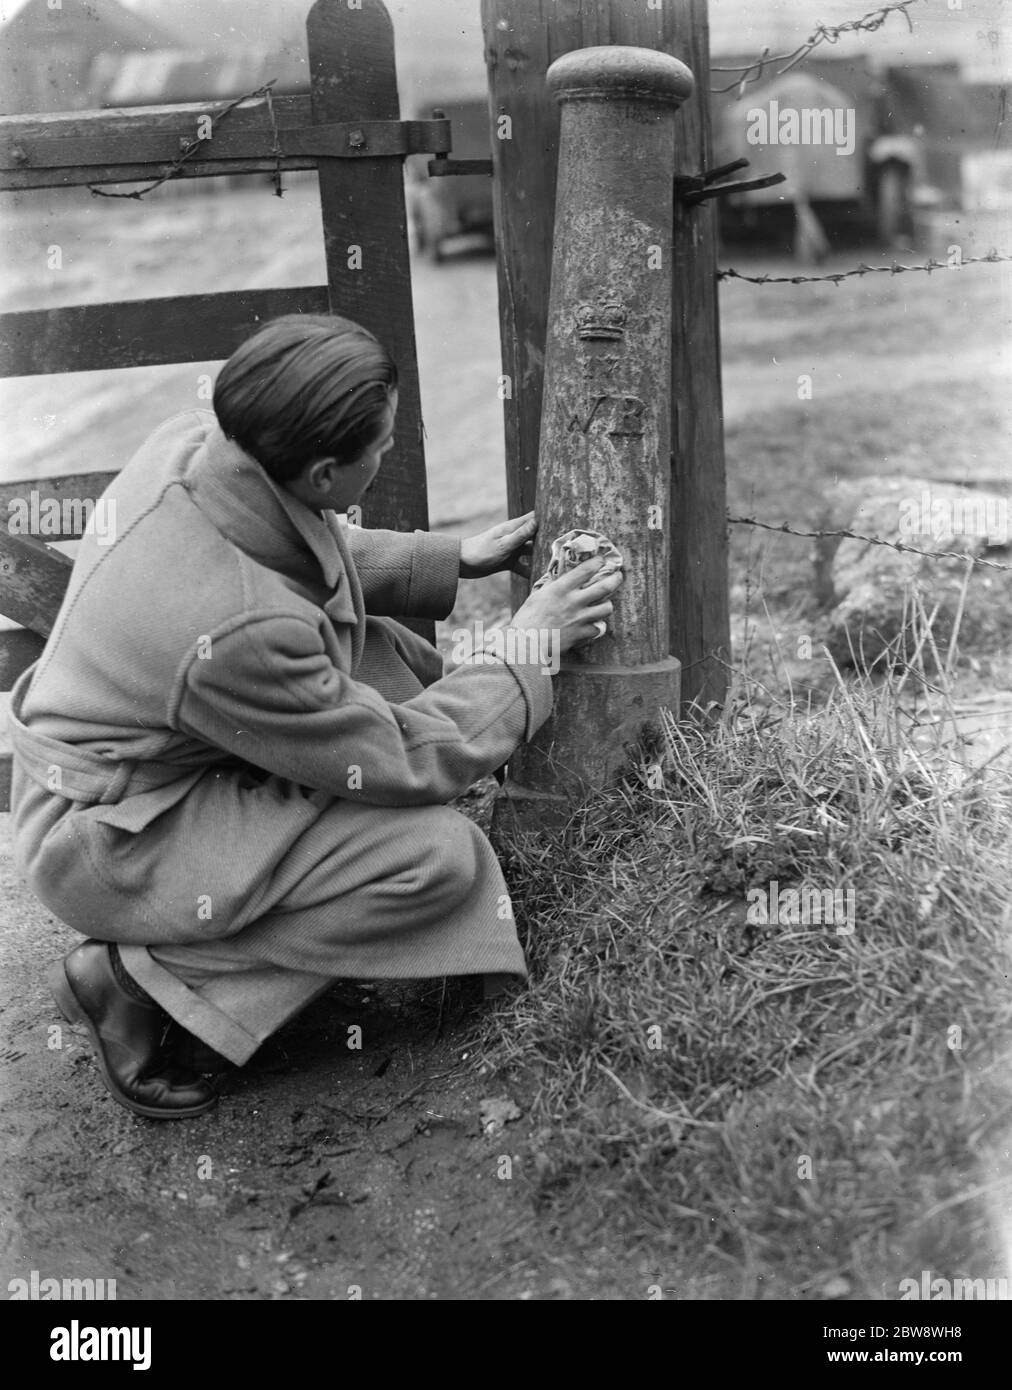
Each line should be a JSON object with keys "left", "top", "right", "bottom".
{"left": 410, "top": 210, "right": 427, "bottom": 255}
{"left": 876, "top": 162, "right": 912, "bottom": 246}
{"left": 793, "top": 195, "right": 830, "bottom": 265}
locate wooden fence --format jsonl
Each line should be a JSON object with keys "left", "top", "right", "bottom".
{"left": 0, "top": 0, "right": 448, "bottom": 809}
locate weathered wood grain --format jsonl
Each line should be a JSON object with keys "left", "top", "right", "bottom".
{"left": 0, "top": 532, "right": 72, "bottom": 637}
{"left": 307, "top": 0, "right": 434, "bottom": 641}
{"left": 0, "top": 109, "right": 451, "bottom": 190}
{"left": 0, "top": 628, "right": 46, "bottom": 691}
{"left": 0, "top": 95, "right": 313, "bottom": 190}
{"left": 0, "top": 474, "right": 118, "bottom": 541}
{"left": 0, "top": 287, "right": 331, "bottom": 377}
{"left": 2, "top": 119, "right": 449, "bottom": 169}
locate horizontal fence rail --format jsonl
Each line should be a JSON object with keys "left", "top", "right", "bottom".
{"left": 0, "top": 533, "right": 73, "bottom": 639}
{"left": 0, "top": 98, "right": 452, "bottom": 190}
{"left": 0, "top": 286, "right": 332, "bottom": 378}
{"left": 0, "top": 473, "right": 118, "bottom": 540}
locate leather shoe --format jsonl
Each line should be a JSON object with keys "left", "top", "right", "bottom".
{"left": 47, "top": 941, "right": 218, "bottom": 1120}
{"left": 166, "top": 1022, "right": 234, "bottom": 1077}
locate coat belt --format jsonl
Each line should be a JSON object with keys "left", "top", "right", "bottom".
{"left": 7, "top": 665, "right": 199, "bottom": 806}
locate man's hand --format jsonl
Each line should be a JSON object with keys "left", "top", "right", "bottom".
{"left": 508, "top": 556, "right": 624, "bottom": 659}
{"left": 459, "top": 512, "right": 537, "bottom": 579}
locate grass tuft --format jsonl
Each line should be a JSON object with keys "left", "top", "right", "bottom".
{"left": 486, "top": 642, "right": 1012, "bottom": 1297}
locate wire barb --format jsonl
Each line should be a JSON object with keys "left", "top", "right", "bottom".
{"left": 717, "top": 251, "right": 1012, "bottom": 286}
{"left": 265, "top": 86, "right": 284, "bottom": 198}
{"left": 88, "top": 80, "right": 280, "bottom": 201}
{"left": 728, "top": 514, "right": 1012, "bottom": 573}
{"left": 710, "top": 0, "right": 923, "bottom": 96}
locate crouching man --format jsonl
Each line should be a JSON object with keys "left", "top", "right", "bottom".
{"left": 7, "top": 314, "right": 622, "bottom": 1119}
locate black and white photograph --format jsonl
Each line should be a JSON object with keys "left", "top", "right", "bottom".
{"left": 0, "top": 0, "right": 1010, "bottom": 1336}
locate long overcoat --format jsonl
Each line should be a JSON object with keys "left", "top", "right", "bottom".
{"left": 8, "top": 412, "right": 553, "bottom": 987}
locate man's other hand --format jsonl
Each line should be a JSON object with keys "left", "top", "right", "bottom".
{"left": 459, "top": 512, "right": 538, "bottom": 579}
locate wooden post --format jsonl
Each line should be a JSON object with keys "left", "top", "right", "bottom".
{"left": 498, "top": 46, "right": 688, "bottom": 822}
{"left": 0, "top": 534, "right": 72, "bottom": 639}
{"left": 482, "top": 0, "right": 730, "bottom": 709}
{"left": 307, "top": 1, "right": 431, "bottom": 552}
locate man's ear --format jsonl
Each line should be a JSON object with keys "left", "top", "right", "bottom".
{"left": 303, "top": 456, "right": 340, "bottom": 494}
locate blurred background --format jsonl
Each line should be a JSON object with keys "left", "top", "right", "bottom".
{"left": 0, "top": 0, "right": 1009, "bottom": 542}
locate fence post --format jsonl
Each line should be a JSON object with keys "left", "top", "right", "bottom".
{"left": 482, "top": 0, "right": 730, "bottom": 709}
{"left": 306, "top": 1, "right": 431, "bottom": 577}
{"left": 498, "top": 46, "right": 691, "bottom": 823}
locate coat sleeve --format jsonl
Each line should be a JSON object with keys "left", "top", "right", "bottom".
{"left": 173, "top": 612, "right": 553, "bottom": 806}
{"left": 342, "top": 523, "right": 461, "bottom": 620}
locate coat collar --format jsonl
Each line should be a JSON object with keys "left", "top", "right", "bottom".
{"left": 186, "top": 422, "right": 360, "bottom": 629}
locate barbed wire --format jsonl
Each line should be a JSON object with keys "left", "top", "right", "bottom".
{"left": 728, "top": 514, "right": 1012, "bottom": 573}
{"left": 88, "top": 80, "right": 280, "bottom": 200}
{"left": 716, "top": 251, "right": 1012, "bottom": 286}
{"left": 710, "top": 0, "right": 921, "bottom": 96}
{"left": 264, "top": 86, "right": 285, "bottom": 198}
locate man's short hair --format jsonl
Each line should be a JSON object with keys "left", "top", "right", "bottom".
{"left": 213, "top": 314, "right": 398, "bottom": 482}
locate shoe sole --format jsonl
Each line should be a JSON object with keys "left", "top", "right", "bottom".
{"left": 46, "top": 958, "right": 218, "bottom": 1121}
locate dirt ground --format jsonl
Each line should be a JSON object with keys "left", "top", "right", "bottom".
{"left": 0, "top": 789, "right": 692, "bottom": 1301}
{"left": 1, "top": 182, "right": 1009, "bottom": 1300}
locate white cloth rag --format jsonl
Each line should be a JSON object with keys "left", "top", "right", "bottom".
{"left": 532, "top": 528, "right": 624, "bottom": 641}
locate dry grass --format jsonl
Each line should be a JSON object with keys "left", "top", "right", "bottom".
{"left": 483, "top": 624, "right": 1012, "bottom": 1298}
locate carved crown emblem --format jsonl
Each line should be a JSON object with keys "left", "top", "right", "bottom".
{"left": 576, "top": 296, "right": 627, "bottom": 341}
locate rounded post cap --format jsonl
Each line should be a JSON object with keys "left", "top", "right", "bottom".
{"left": 547, "top": 45, "right": 694, "bottom": 107}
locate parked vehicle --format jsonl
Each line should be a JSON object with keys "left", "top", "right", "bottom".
{"left": 712, "top": 54, "right": 1009, "bottom": 256}
{"left": 712, "top": 55, "right": 909, "bottom": 254}
{"left": 405, "top": 95, "right": 494, "bottom": 261}
{"left": 881, "top": 62, "right": 1012, "bottom": 218}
